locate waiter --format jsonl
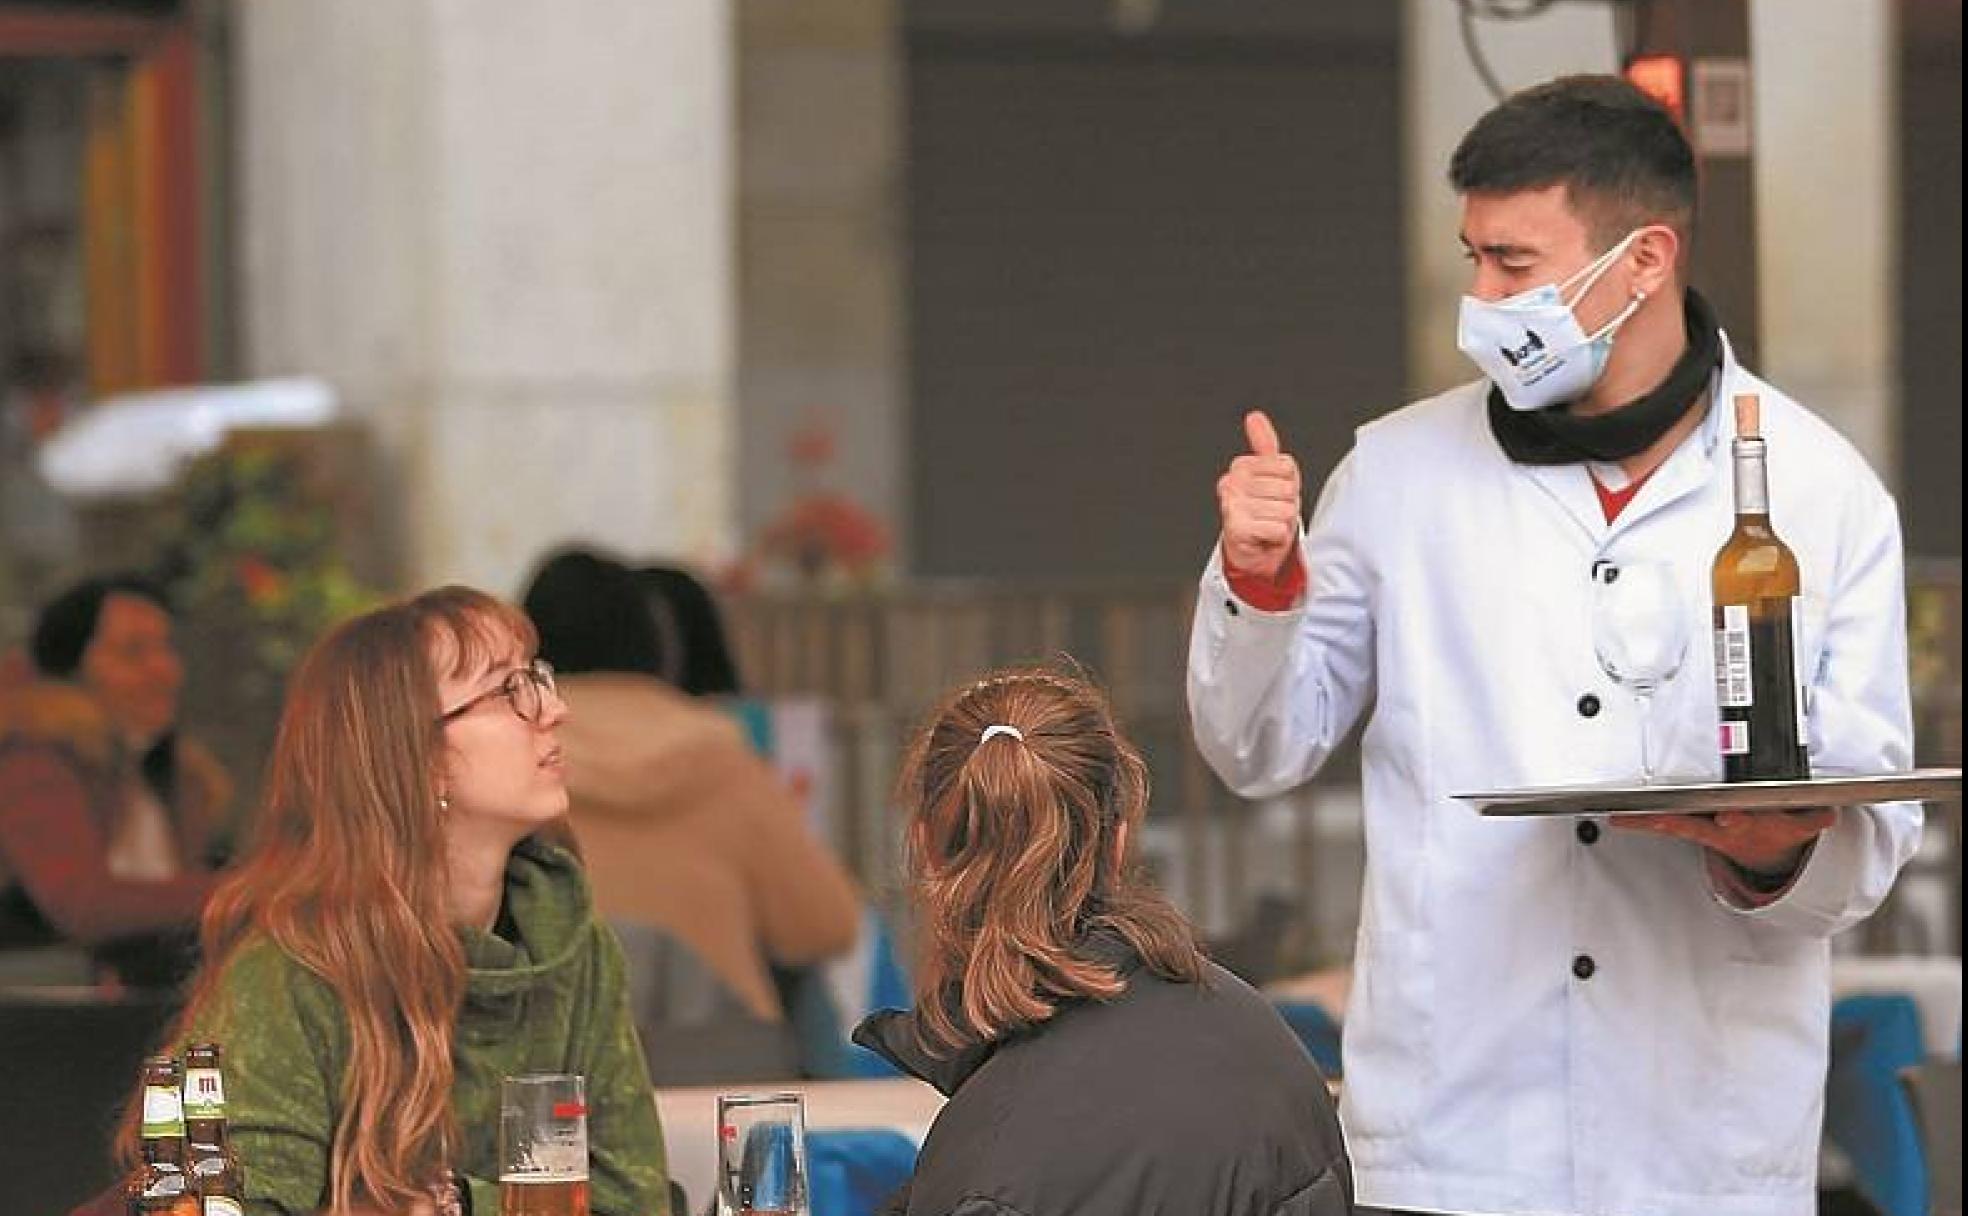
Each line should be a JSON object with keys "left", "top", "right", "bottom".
{"left": 1187, "top": 74, "right": 1918, "bottom": 1216}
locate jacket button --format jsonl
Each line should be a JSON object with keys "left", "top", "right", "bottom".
{"left": 1577, "top": 820, "right": 1601, "bottom": 845}
{"left": 1225, "top": 598, "right": 1241, "bottom": 617}
{"left": 1573, "top": 954, "right": 1597, "bottom": 980}
{"left": 1577, "top": 693, "right": 1601, "bottom": 718}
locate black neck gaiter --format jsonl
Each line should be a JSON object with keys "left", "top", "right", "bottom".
{"left": 1487, "top": 289, "right": 1723, "bottom": 466}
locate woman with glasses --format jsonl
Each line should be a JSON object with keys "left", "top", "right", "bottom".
{"left": 105, "top": 586, "right": 671, "bottom": 1215}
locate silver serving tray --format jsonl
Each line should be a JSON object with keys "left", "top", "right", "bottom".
{"left": 1455, "top": 768, "right": 1962, "bottom": 818}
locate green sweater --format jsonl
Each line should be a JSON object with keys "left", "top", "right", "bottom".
{"left": 182, "top": 839, "right": 670, "bottom": 1215}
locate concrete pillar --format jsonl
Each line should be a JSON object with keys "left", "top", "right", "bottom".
{"left": 735, "top": 0, "right": 907, "bottom": 573}
{"left": 1401, "top": 2, "right": 1620, "bottom": 401}
{"left": 233, "top": 0, "right": 735, "bottom": 593}
{"left": 1748, "top": 1, "right": 1897, "bottom": 478}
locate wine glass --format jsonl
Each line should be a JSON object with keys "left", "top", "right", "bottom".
{"left": 1590, "top": 559, "right": 1690, "bottom": 782}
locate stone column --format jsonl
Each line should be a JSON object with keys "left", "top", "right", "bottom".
{"left": 1401, "top": 2, "right": 1620, "bottom": 400}
{"left": 1748, "top": 0, "right": 1897, "bottom": 476}
{"left": 735, "top": 0, "right": 907, "bottom": 572}
{"left": 233, "top": 0, "right": 735, "bottom": 593}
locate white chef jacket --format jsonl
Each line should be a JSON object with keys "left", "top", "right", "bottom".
{"left": 1187, "top": 336, "right": 1921, "bottom": 1216}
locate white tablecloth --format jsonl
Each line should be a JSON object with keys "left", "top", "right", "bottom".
{"left": 655, "top": 1077, "right": 945, "bottom": 1210}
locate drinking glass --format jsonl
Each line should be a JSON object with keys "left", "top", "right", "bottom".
{"left": 715, "top": 1092, "right": 809, "bottom": 1216}
{"left": 1590, "top": 559, "right": 1690, "bottom": 782}
{"left": 499, "top": 1073, "right": 591, "bottom": 1216}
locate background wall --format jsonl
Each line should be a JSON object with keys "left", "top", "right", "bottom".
{"left": 904, "top": 0, "right": 1405, "bottom": 579}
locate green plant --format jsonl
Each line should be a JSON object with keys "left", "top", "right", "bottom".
{"left": 151, "top": 441, "right": 381, "bottom": 681}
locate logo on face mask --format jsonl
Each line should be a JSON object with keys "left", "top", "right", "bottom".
{"left": 1457, "top": 230, "right": 1646, "bottom": 412}
{"left": 1498, "top": 331, "right": 1546, "bottom": 368}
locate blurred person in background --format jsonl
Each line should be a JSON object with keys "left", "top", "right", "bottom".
{"left": 0, "top": 573, "right": 232, "bottom": 989}
{"left": 522, "top": 547, "right": 860, "bottom": 1024}
{"left": 99, "top": 585, "right": 669, "bottom": 1215}
{"left": 634, "top": 561, "right": 744, "bottom": 697}
{"left": 855, "top": 666, "right": 1353, "bottom": 1216}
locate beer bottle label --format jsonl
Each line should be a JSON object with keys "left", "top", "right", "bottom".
{"left": 142, "top": 1085, "right": 187, "bottom": 1137}
{"left": 184, "top": 1067, "right": 226, "bottom": 1119}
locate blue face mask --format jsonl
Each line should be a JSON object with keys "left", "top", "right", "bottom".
{"left": 1456, "top": 230, "right": 1646, "bottom": 411}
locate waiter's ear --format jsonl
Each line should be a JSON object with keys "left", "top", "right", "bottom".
{"left": 1629, "top": 224, "right": 1680, "bottom": 299}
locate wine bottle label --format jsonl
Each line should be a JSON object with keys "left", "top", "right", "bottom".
{"left": 142, "top": 1085, "right": 186, "bottom": 1137}
{"left": 1715, "top": 604, "right": 1754, "bottom": 708}
{"left": 1719, "top": 720, "right": 1750, "bottom": 756}
{"left": 184, "top": 1067, "right": 226, "bottom": 1118}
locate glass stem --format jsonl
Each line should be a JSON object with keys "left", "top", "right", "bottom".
{"left": 1636, "top": 690, "right": 1655, "bottom": 783}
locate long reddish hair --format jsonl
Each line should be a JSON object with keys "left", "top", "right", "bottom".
{"left": 119, "top": 586, "right": 536, "bottom": 1212}
{"left": 900, "top": 664, "right": 1203, "bottom": 1052}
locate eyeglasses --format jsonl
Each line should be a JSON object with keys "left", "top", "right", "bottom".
{"left": 438, "top": 658, "right": 558, "bottom": 725}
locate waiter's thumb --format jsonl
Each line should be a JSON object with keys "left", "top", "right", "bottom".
{"left": 1244, "top": 409, "right": 1282, "bottom": 457}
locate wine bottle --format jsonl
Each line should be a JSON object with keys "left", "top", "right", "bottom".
{"left": 1711, "top": 393, "right": 1810, "bottom": 781}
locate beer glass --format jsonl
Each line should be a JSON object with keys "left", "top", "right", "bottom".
{"left": 499, "top": 1073, "right": 591, "bottom": 1216}
{"left": 715, "top": 1092, "right": 809, "bottom": 1216}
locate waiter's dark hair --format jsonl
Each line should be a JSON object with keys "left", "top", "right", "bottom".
{"left": 1450, "top": 73, "right": 1697, "bottom": 251}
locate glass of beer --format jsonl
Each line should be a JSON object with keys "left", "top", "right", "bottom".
{"left": 499, "top": 1073, "right": 590, "bottom": 1216}
{"left": 715, "top": 1092, "right": 809, "bottom": 1216}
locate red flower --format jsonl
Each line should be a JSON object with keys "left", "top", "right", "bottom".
{"left": 234, "top": 555, "right": 287, "bottom": 606}
{"left": 759, "top": 492, "right": 890, "bottom": 575}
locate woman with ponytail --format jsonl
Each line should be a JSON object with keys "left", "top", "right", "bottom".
{"left": 108, "top": 586, "right": 670, "bottom": 1215}
{"left": 854, "top": 665, "right": 1353, "bottom": 1216}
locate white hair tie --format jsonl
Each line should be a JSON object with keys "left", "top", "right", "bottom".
{"left": 980, "top": 724, "right": 1024, "bottom": 744}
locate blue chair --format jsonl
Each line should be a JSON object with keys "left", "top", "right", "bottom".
{"left": 807, "top": 1128, "right": 918, "bottom": 1216}
{"left": 789, "top": 908, "right": 912, "bottom": 1080}
{"left": 723, "top": 696, "right": 776, "bottom": 758}
{"left": 1825, "top": 992, "right": 1928, "bottom": 1216}
{"left": 1273, "top": 999, "right": 1344, "bottom": 1079}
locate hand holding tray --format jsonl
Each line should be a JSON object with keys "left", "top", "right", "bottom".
{"left": 1454, "top": 768, "right": 1961, "bottom": 818}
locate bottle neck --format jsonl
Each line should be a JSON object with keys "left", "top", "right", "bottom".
{"left": 1732, "top": 435, "right": 1771, "bottom": 517}
{"left": 186, "top": 1117, "right": 230, "bottom": 1147}
{"left": 140, "top": 1129, "right": 188, "bottom": 1166}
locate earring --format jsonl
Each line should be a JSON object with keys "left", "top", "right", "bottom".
{"left": 439, "top": 794, "right": 450, "bottom": 812}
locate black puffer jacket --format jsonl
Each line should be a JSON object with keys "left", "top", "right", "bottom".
{"left": 854, "top": 931, "right": 1353, "bottom": 1216}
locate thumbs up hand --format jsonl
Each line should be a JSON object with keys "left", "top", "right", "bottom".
{"left": 1216, "top": 410, "right": 1303, "bottom": 580}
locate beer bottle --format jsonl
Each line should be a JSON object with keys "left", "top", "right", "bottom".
{"left": 128, "top": 1055, "right": 200, "bottom": 1216}
{"left": 1711, "top": 393, "right": 1810, "bottom": 781}
{"left": 183, "top": 1042, "right": 247, "bottom": 1216}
